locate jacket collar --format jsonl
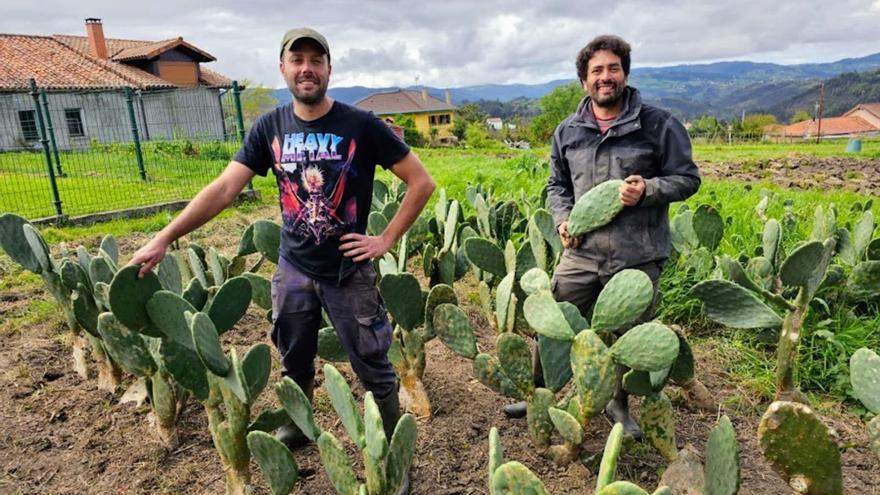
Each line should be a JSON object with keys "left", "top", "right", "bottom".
{"left": 571, "top": 86, "right": 642, "bottom": 135}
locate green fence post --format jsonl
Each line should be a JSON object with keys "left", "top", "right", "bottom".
{"left": 29, "top": 79, "right": 63, "bottom": 218}
{"left": 231, "top": 80, "right": 255, "bottom": 193}
{"left": 39, "top": 89, "right": 64, "bottom": 177}
{"left": 124, "top": 87, "right": 147, "bottom": 181}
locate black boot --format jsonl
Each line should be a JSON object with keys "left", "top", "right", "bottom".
{"left": 502, "top": 346, "right": 544, "bottom": 419}
{"left": 376, "top": 385, "right": 410, "bottom": 495}
{"left": 276, "top": 377, "right": 314, "bottom": 450}
{"left": 605, "top": 365, "right": 642, "bottom": 441}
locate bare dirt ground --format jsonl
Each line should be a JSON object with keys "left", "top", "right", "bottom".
{"left": 698, "top": 155, "right": 880, "bottom": 197}
{"left": 1, "top": 205, "right": 878, "bottom": 495}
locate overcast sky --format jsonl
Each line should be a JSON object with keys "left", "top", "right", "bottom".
{"left": 5, "top": 1, "right": 880, "bottom": 89}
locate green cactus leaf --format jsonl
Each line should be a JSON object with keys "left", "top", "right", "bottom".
{"left": 597, "top": 481, "right": 650, "bottom": 495}
{"left": 520, "top": 268, "right": 551, "bottom": 296}
{"left": 549, "top": 407, "right": 584, "bottom": 446}
{"left": 275, "top": 377, "right": 322, "bottom": 441}
{"left": 96, "top": 312, "right": 157, "bottom": 377}
{"left": 524, "top": 292, "right": 575, "bottom": 341}
{"left": 207, "top": 276, "right": 252, "bottom": 334}
{"left": 378, "top": 272, "right": 424, "bottom": 331}
{"left": 622, "top": 369, "right": 653, "bottom": 396}
{"left": 746, "top": 256, "right": 775, "bottom": 292}
{"left": 495, "top": 271, "right": 516, "bottom": 333}
{"left": 363, "top": 391, "right": 389, "bottom": 461}
{"left": 610, "top": 322, "right": 680, "bottom": 372}
{"left": 567, "top": 179, "right": 625, "bottom": 236}
{"left": 387, "top": 413, "right": 418, "bottom": 495}
{"left": 671, "top": 210, "right": 699, "bottom": 254}
{"left": 223, "top": 347, "right": 251, "bottom": 404}
{"left": 318, "top": 432, "right": 359, "bottom": 495}
{"left": 464, "top": 237, "right": 508, "bottom": 277}
{"left": 248, "top": 407, "right": 291, "bottom": 433}
{"left": 237, "top": 222, "right": 258, "bottom": 256}
{"left": 694, "top": 204, "right": 724, "bottom": 251}
{"left": 182, "top": 277, "right": 208, "bottom": 310}
{"left": 443, "top": 200, "right": 460, "bottom": 252}
{"left": 592, "top": 269, "right": 654, "bottom": 333}
{"left": 597, "top": 423, "right": 624, "bottom": 492}
{"left": 691, "top": 280, "right": 783, "bottom": 329}
{"left": 93, "top": 282, "right": 111, "bottom": 311}
{"left": 705, "top": 415, "right": 740, "bottom": 495}
{"left": 497, "top": 333, "right": 534, "bottom": 398}
{"left": 323, "top": 364, "right": 365, "bottom": 449}
{"left": 253, "top": 220, "right": 281, "bottom": 264}
{"left": 22, "top": 224, "right": 53, "bottom": 274}
{"left": 515, "top": 241, "right": 537, "bottom": 281}
{"left": 432, "top": 303, "right": 478, "bottom": 359}
{"left": 559, "top": 301, "right": 588, "bottom": 331}
{"left": 373, "top": 179, "right": 389, "bottom": 203}
{"left": 491, "top": 461, "right": 549, "bottom": 495}
{"left": 317, "top": 326, "right": 348, "bottom": 362}
{"left": 242, "top": 343, "right": 271, "bottom": 401}
{"left": 158, "top": 339, "right": 209, "bottom": 401}
{"left": 850, "top": 348, "right": 880, "bottom": 414}
{"left": 538, "top": 334, "right": 573, "bottom": 393}
{"left": 368, "top": 211, "right": 389, "bottom": 237}
{"left": 640, "top": 392, "right": 678, "bottom": 462}
{"left": 423, "top": 284, "right": 457, "bottom": 341}
{"left": 98, "top": 235, "right": 118, "bottom": 266}
{"left": 473, "top": 353, "right": 524, "bottom": 400}
{"left": 187, "top": 247, "right": 209, "bottom": 288}
{"left": 207, "top": 247, "right": 226, "bottom": 287}
{"left": 867, "top": 238, "right": 880, "bottom": 261}
{"left": 763, "top": 219, "right": 783, "bottom": 268}
{"left": 60, "top": 259, "right": 91, "bottom": 293}
{"left": 571, "top": 330, "right": 616, "bottom": 417}
{"left": 758, "top": 401, "right": 842, "bottom": 495}
{"left": 504, "top": 240, "right": 517, "bottom": 275}
{"left": 779, "top": 241, "right": 825, "bottom": 287}
{"left": 528, "top": 216, "right": 548, "bottom": 271}
{"left": 87, "top": 255, "right": 115, "bottom": 287}
{"left": 109, "top": 265, "right": 162, "bottom": 333}
{"left": 75, "top": 245, "right": 92, "bottom": 273}
{"left": 239, "top": 272, "right": 271, "bottom": 310}
{"left": 668, "top": 331, "right": 695, "bottom": 385}
{"left": 532, "top": 208, "right": 563, "bottom": 259}
{"left": 867, "top": 416, "right": 880, "bottom": 462}
{"left": 247, "top": 431, "right": 299, "bottom": 495}
{"left": 0, "top": 213, "right": 42, "bottom": 273}
{"left": 191, "top": 312, "right": 230, "bottom": 376}
{"left": 527, "top": 388, "right": 555, "bottom": 449}
{"left": 718, "top": 255, "right": 762, "bottom": 294}
{"left": 146, "top": 290, "right": 197, "bottom": 349}
{"left": 848, "top": 261, "right": 880, "bottom": 300}
{"left": 71, "top": 285, "right": 100, "bottom": 337}
{"left": 488, "top": 427, "right": 504, "bottom": 493}
{"left": 157, "top": 253, "right": 183, "bottom": 294}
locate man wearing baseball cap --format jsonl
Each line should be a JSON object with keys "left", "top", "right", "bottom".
{"left": 130, "top": 27, "right": 432, "bottom": 494}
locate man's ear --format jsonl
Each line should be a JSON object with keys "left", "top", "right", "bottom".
{"left": 580, "top": 79, "right": 589, "bottom": 92}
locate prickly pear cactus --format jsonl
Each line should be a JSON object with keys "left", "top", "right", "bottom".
{"left": 640, "top": 392, "right": 677, "bottom": 462}
{"left": 491, "top": 461, "right": 549, "bottom": 495}
{"left": 849, "top": 347, "right": 880, "bottom": 460}
{"left": 757, "top": 401, "right": 842, "bottom": 495}
{"left": 567, "top": 179, "right": 625, "bottom": 236}
{"left": 704, "top": 415, "right": 740, "bottom": 495}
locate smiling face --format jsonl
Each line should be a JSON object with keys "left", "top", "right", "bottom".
{"left": 280, "top": 39, "right": 331, "bottom": 106}
{"left": 582, "top": 49, "right": 627, "bottom": 109}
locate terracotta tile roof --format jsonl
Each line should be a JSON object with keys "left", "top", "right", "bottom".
{"left": 0, "top": 32, "right": 230, "bottom": 92}
{"left": 354, "top": 89, "right": 456, "bottom": 115}
{"left": 844, "top": 103, "right": 880, "bottom": 119}
{"left": 780, "top": 116, "right": 877, "bottom": 137}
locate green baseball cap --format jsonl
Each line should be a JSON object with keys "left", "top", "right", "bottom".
{"left": 279, "top": 27, "right": 330, "bottom": 61}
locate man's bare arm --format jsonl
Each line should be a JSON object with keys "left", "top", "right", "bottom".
{"left": 129, "top": 161, "right": 256, "bottom": 277}
{"left": 339, "top": 152, "right": 435, "bottom": 262}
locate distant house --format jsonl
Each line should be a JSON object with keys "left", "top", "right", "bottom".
{"left": 354, "top": 89, "right": 457, "bottom": 140}
{"left": 486, "top": 117, "right": 503, "bottom": 131}
{"left": 779, "top": 102, "right": 880, "bottom": 138}
{"left": 0, "top": 18, "right": 233, "bottom": 151}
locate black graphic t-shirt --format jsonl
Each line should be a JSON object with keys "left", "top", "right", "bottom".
{"left": 234, "top": 101, "right": 410, "bottom": 284}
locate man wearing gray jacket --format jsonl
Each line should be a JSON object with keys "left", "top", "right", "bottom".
{"left": 504, "top": 35, "right": 700, "bottom": 440}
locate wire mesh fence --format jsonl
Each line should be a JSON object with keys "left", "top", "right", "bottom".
{"left": 0, "top": 81, "right": 255, "bottom": 221}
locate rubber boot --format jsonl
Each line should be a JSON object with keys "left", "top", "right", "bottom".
{"left": 502, "top": 346, "right": 544, "bottom": 419}
{"left": 276, "top": 377, "right": 314, "bottom": 450}
{"left": 605, "top": 364, "right": 642, "bottom": 441}
{"left": 376, "top": 385, "right": 410, "bottom": 495}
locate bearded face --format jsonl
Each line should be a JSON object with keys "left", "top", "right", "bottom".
{"left": 583, "top": 49, "right": 627, "bottom": 109}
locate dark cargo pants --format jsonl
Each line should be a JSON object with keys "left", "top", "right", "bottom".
{"left": 270, "top": 256, "right": 397, "bottom": 399}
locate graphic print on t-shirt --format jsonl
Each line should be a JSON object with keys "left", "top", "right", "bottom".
{"left": 270, "top": 134, "right": 358, "bottom": 245}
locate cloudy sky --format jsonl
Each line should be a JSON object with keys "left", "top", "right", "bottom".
{"left": 5, "top": 1, "right": 880, "bottom": 89}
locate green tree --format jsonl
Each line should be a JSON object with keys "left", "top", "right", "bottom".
{"left": 465, "top": 122, "right": 493, "bottom": 148}
{"left": 239, "top": 80, "right": 279, "bottom": 125}
{"left": 735, "top": 114, "right": 778, "bottom": 136}
{"left": 789, "top": 110, "right": 812, "bottom": 124}
{"left": 452, "top": 103, "right": 488, "bottom": 140}
{"left": 528, "top": 82, "right": 583, "bottom": 144}
{"left": 395, "top": 114, "right": 426, "bottom": 147}
{"left": 689, "top": 115, "right": 725, "bottom": 137}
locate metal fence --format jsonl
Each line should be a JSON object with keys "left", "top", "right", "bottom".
{"left": 0, "top": 79, "right": 254, "bottom": 221}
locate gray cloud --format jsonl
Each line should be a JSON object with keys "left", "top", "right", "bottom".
{"left": 2, "top": 1, "right": 878, "bottom": 89}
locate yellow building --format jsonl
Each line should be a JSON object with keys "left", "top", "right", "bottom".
{"left": 354, "top": 89, "right": 457, "bottom": 141}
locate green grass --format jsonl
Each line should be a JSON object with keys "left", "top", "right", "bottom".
{"left": 691, "top": 136, "right": 880, "bottom": 162}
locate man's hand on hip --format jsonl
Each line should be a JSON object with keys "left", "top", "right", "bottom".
{"left": 340, "top": 233, "right": 393, "bottom": 262}
{"left": 558, "top": 221, "right": 582, "bottom": 249}
{"left": 128, "top": 237, "right": 170, "bottom": 279}
{"left": 620, "top": 175, "right": 646, "bottom": 206}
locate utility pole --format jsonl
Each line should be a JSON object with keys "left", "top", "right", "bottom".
{"left": 815, "top": 82, "right": 825, "bottom": 144}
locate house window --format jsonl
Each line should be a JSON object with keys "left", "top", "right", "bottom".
{"left": 439, "top": 114, "right": 451, "bottom": 125}
{"left": 429, "top": 115, "right": 437, "bottom": 125}
{"left": 18, "top": 110, "right": 39, "bottom": 141}
{"left": 65, "top": 109, "right": 85, "bottom": 137}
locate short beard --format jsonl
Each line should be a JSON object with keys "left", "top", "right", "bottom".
{"left": 592, "top": 83, "right": 625, "bottom": 108}
{"left": 290, "top": 81, "right": 327, "bottom": 106}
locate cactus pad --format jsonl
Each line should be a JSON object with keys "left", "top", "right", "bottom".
{"left": 464, "top": 237, "right": 508, "bottom": 277}
{"left": 0, "top": 213, "right": 42, "bottom": 273}
{"left": 705, "top": 415, "right": 740, "bottom": 495}
{"left": 387, "top": 413, "right": 418, "bottom": 494}
{"left": 191, "top": 312, "right": 230, "bottom": 376}
{"left": 591, "top": 269, "right": 654, "bottom": 333}
{"left": 640, "top": 392, "right": 677, "bottom": 462}
{"left": 318, "top": 326, "right": 348, "bottom": 362}
{"left": 549, "top": 407, "right": 583, "bottom": 446}
{"left": 691, "top": 279, "right": 783, "bottom": 329}
{"left": 779, "top": 241, "right": 825, "bottom": 288}
{"left": 378, "top": 272, "right": 424, "bottom": 331}
{"left": 495, "top": 272, "right": 516, "bottom": 333}
{"left": 497, "top": 332, "right": 535, "bottom": 398}
{"left": 758, "top": 401, "right": 842, "bottom": 495}
{"left": 693, "top": 204, "right": 724, "bottom": 251}
{"left": 527, "top": 388, "right": 555, "bottom": 449}
{"left": 96, "top": 312, "right": 156, "bottom": 377}
{"left": 473, "top": 353, "right": 524, "bottom": 400}
{"left": 520, "top": 268, "right": 552, "bottom": 295}
{"left": 247, "top": 431, "right": 299, "bottom": 495}
{"left": 109, "top": 265, "right": 162, "bottom": 333}
{"left": 850, "top": 347, "right": 880, "bottom": 414}
{"left": 242, "top": 343, "right": 271, "bottom": 401}
{"left": 253, "top": 220, "right": 281, "bottom": 264}
{"left": 848, "top": 261, "right": 880, "bottom": 300}
{"left": 571, "top": 330, "right": 616, "bottom": 417}
{"left": 433, "top": 303, "right": 478, "bottom": 359}
{"left": 318, "top": 432, "right": 360, "bottom": 495}
{"left": 146, "top": 290, "right": 197, "bottom": 349}
{"left": 567, "top": 179, "right": 625, "bottom": 236}
{"left": 524, "top": 292, "right": 575, "bottom": 341}
{"left": 597, "top": 423, "right": 624, "bottom": 492}
{"left": 491, "top": 461, "right": 549, "bottom": 495}
{"left": 275, "top": 377, "right": 322, "bottom": 441}
{"left": 610, "top": 322, "right": 679, "bottom": 372}
{"left": 423, "top": 283, "right": 457, "bottom": 340}
{"left": 323, "top": 364, "right": 365, "bottom": 449}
